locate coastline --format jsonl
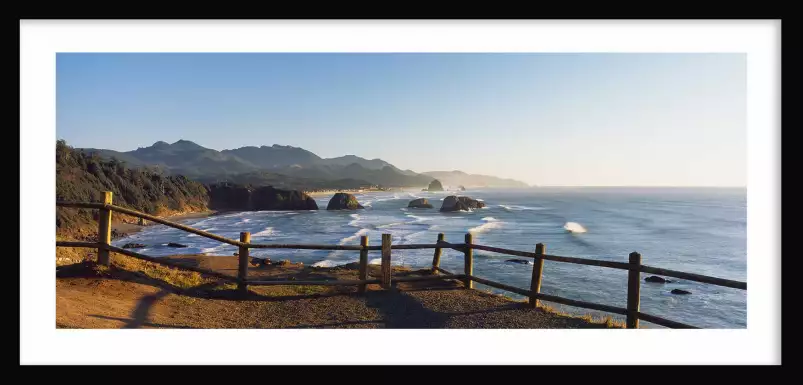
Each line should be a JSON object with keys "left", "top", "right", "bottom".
{"left": 112, "top": 210, "right": 217, "bottom": 236}
{"left": 305, "top": 189, "right": 409, "bottom": 197}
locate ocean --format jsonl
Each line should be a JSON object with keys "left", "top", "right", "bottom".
{"left": 112, "top": 187, "right": 747, "bottom": 328}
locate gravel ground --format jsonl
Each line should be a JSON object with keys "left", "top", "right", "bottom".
{"left": 56, "top": 255, "right": 618, "bottom": 329}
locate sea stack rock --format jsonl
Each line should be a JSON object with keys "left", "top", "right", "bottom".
{"left": 671, "top": 289, "right": 692, "bottom": 295}
{"left": 459, "top": 185, "right": 466, "bottom": 191}
{"left": 505, "top": 259, "right": 530, "bottom": 264}
{"left": 326, "top": 193, "right": 364, "bottom": 210}
{"left": 207, "top": 183, "right": 318, "bottom": 211}
{"left": 251, "top": 186, "right": 318, "bottom": 210}
{"left": 645, "top": 275, "right": 673, "bottom": 283}
{"left": 408, "top": 198, "right": 434, "bottom": 209}
{"left": 426, "top": 179, "right": 444, "bottom": 192}
{"left": 440, "top": 196, "right": 486, "bottom": 212}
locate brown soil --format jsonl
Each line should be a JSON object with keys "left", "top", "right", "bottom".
{"left": 56, "top": 253, "right": 623, "bottom": 329}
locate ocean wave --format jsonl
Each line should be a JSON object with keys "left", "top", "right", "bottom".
{"left": 469, "top": 217, "right": 503, "bottom": 234}
{"left": 406, "top": 214, "right": 433, "bottom": 222}
{"left": 377, "top": 222, "right": 407, "bottom": 229}
{"left": 253, "top": 227, "right": 276, "bottom": 237}
{"left": 564, "top": 222, "right": 587, "bottom": 233}
{"left": 369, "top": 258, "right": 382, "bottom": 265}
{"left": 340, "top": 228, "right": 370, "bottom": 244}
{"left": 500, "top": 204, "right": 543, "bottom": 212}
{"left": 312, "top": 260, "right": 342, "bottom": 268}
{"left": 348, "top": 214, "right": 361, "bottom": 226}
{"left": 201, "top": 245, "right": 226, "bottom": 254}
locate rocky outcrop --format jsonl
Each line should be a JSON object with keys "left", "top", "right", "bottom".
{"left": 505, "top": 259, "right": 530, "bottom": 264}
{"left": 251, "top": 186, "right": 319, "bottom": 210}
{"left": 122, "top": 243, "right": 146, "bottom": 249}
{"left": 167, "top": 242, "right": 188, "bottom": 248}
{"left": 671, "top": 289, "right": 692, "bottom": 295}
{"left": 645, "top": 275, "right": 673, "bottom": 283}
{"left": 326, "top": 193, "right": 364, "bottom": 210}
{"left": 426, "top": 179, "right": 444, "bottom": 192}
{"left": 207, "top": 183, "right": 318, "bottom": 211}
{"left": 439, "top": 196, "right": 486, "bottom": 212}
{"left": 408, "top": 198, "right": 434, "bottom": 209}
{"left": 250, "top": 257, "right": 272, "bottom": 267}
{"left": 459, "top": 185, "right": 466, "bottom": 191}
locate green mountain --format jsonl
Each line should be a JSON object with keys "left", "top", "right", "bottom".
{"left": 56, "top": 140, "right": 209, "bottom": 231}
{"left": 322, "top": 155, "right": 390, "bottom": 169}
{"left": 221, "top": 144, "right": 323, "bottom": 168}
{"left": 80, "top": 140, "right": 435, "bottom": 188}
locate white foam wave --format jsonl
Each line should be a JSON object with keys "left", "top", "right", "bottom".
{"left": 348, "top": 214, "right": 361, "bottom": 226}
{"left": 500, "top": 204, "right": 543, "bottom": 212}
{"left": 469, "top": 218, "right": 503, "bottom": 234}
{"left": 377, "top": 222, "right": 406, "bottom": 229}
{"left": 201, "top": 245, "right": 225, "bottom": 254}
{"left": 369, "top": 258, "right": 382, "bottom": 265}
{"left": 564, "top": 222, "right": 587, "bottom": 233}
{"left": 340, "top": 228, "right": 370, "bottom": 244}
{"left": 253, "top": 227, "right": 276, "bottom": 237}
{"left": 312, "top": 260, "right": 340, "bottom": 268}
{"left": 406, "top": 214, "right": 433, "bottom": 222}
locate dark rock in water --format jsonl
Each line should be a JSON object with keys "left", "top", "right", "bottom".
{"left": 326, "top": 192, "right": 364, "bottom": 210}
{"left": 122, "top": 243, "right": 146, "bottom": 249}
{"left": 207, "top": 182, "right": 318, "bottom": 211}
{"left": 408, "top": 198, "right": 434, "bottom": 209}
{"left": 166, "top": 242, "right": 188, "bottom": 248}
{"left": 251, "top": 186, "right": 319, "bottom": 210}
{"left": 671, "top": 289, "right": 692, "bottom": 295}
{"left": 505, "top": 259, "right": 530, "bottom": 264}
{"left": 645, "top": 275, "right": 673, "bottom": 283}
{"left": 459, "top": 185, "right": 466, "bottom": 191}
{"left": 426, "top": 179, "right": 444, "bottom": 192}
{"left": 440, "top": 196, "right": 487, "bottom": 212}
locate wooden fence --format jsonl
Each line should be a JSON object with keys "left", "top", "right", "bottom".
{"left": 56, "top": 192, "right": 747, "bottom": 329}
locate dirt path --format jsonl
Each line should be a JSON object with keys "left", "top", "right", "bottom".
{"left": 56, "top": 255, "right": 621, "bottom": 329}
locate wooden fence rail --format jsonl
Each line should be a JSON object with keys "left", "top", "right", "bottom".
{"left": 56, "top": 192, "right": 746, "bottom": 329}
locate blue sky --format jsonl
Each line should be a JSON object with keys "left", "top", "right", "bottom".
{"left": 57, "top": 53, "right": 745, "bottom": 186}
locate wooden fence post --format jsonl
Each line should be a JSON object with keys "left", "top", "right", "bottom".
{"left": 529, "top": 243, "right": 546, "bottom": 308}
{"left": 464, "top": 233, "right": 474, "bottom": 289}
{"left": 358, "top": 235, "right": 369, "bottom": 293}
{"left": 627, "top": 251, "right": 642, "bottom": 329}
{"left": 381, "top": 234, "right": 392, "bottom": 289}
{"left": 97, "top": 191, "right": 113, "bottom": 266}
{"left": 238, "top": 232, "right": 251, "bottom": 294}
{"left": 432, "top": 233, "right": 444, "bottom": 273}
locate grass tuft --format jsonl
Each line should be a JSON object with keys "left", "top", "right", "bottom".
{"left": 109, "top": 253, "right": 208, "bottom": 289}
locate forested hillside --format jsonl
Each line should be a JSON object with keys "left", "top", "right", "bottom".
{"left": 56, "top": 140, "right": 209, "bottom": 231}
